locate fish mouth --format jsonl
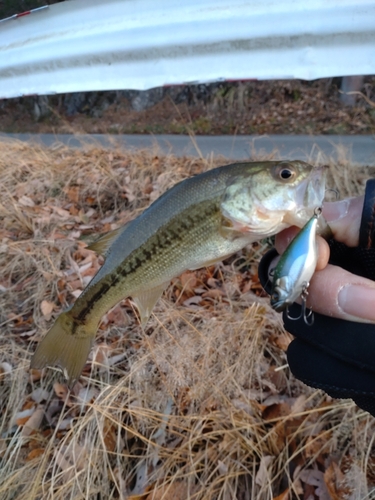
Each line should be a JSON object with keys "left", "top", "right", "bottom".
{"left": 303, "top": 165, "right": 327, "bottom": 207}
{"left": 291, "top": 165, "right": 327, "bottom": 226}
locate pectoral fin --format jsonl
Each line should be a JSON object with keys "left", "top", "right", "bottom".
{"left": 87, "top": 225, "right": 127, "bottom": 256}
{"left": 219, "top": 215, "right": 248, "bottom": 240}
{"left": 132, "top": 282, "right": 169, "bottom": 325}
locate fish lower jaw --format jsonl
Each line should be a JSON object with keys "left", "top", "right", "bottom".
{"left": 282, "top": 210, "right": 315, "bottom": 229}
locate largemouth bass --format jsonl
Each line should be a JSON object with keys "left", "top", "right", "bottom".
{"left": 31, "top": 160, "right": 327, "bottom": 384}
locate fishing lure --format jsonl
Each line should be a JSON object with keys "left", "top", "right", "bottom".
{"left": 270, "top": 208, "right": 321, "bottom": 324}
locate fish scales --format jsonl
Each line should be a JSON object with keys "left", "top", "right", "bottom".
{"left": 30, "top": 160, "right": 328, "bottom": 384}
{"left": 74, "top": 197, "right": 252, "bottom": 326}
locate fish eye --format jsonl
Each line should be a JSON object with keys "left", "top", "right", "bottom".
{"left": 280, "top": 168, "right": 293, "bottom": 180}
{"left": 272, "top": 164, "right": 297, "bottom": 182}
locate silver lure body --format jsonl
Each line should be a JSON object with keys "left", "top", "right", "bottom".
{"left": 270, "top": 213, "right": 319, "bottom": 312}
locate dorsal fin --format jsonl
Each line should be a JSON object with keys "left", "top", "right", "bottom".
{"left": 87, "top": 224, "right": 128, "bottom": 256}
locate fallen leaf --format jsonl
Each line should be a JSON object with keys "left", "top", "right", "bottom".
{"left": 15, "top": 408, "right": 35, "bottom": 426}
{"left": 273, "top": 488, "right": 289, "bottom": 500}
{"left": 299, "top": 469, "right": 332, "bottom": 500}
{"left": 255, "top": 455, "right": 274, "bottom": 487}
{"left": 53, "top": 206, "right": 70, "bottom": 219}
{"left": 29, "top": 368, "right": 43, "bottom": 382}
{"left": 22, "top": 407, "right": 44, "bottom": 437}
{"left": 180, "top": 272, "right": 198, "bottom": 292}
{"left": 145, "top": 481, "right": 199, "bottom": 500}
{"left": 0, "top": 362, "right": 12, "bottom": 375}
{"left": 31, "top": 388, "right": 50, "bottom": 403}
{"left": 26, "top": 448, "right": 45, "bottom": 461}
{"left": 18, "top": 195, "right": 35, "bottom": 207}
{"left": 65, "top": 186, "right": 80, "bottom": 204}
{"left": 103, "top": 419, "right": 121, "bottom": 452}
{"left": 324, "top": 462, "right": 350, "bottom": 499}
{"left": 54, "top": 443, "right": 87, "bottom": 482}
{"left": 54, "top": 382, "right": 69, "bottom": 400}
{"left": 262, "top": 403, "right": 291, "bottom": 421}
{"left": 183, "top": 295, "right": 203, "bottom": 307}
{"left": 40, "top": 300, "right": 54, "bottom": 320}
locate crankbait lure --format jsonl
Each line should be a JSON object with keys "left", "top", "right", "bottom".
{"left": 270, "top": 208, "right": 321, "bottom": 325}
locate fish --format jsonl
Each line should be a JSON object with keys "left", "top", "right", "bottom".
{"left": 31, "top": 160, "right": 327, "bottom": 385}
{"left": 270, "top": 209, "right": 320, "bottom": 313}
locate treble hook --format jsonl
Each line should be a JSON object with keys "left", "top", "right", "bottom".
{"left": 286, "top": 283, "right": 314, "bottom": 326}
{"left": 314, "top": 206, "right": 322, "bottom": 217}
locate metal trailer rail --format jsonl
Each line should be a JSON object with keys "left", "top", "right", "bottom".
{"left": 0, "top": 0, "right": 374, "bottom": 99}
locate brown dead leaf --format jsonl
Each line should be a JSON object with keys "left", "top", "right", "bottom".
{"left": 26, "top": 448, "right": 45, "bottom": 461}
{"left": 270, "top": 331, "right": 292, "bottom": 351}
{"left": 29, "top": 368, "right": 43, "bottom": 382}
{"left": 145, "top": 481, "right": 199, "bottom": 500}
{"left": 202, "top": 288, "right": 225, "bottom": 299}
{"left": 324, "top": 462, "right": 350, "bottom": 499}
{"left": 16, "top": 415, "right": 33, "bottom": 427}
{"left": 105, "top": 305, "right": 128, "bottom": 326}
{"left": 103, "top": 419, "right": 118, "bottom": 452}
{"left": 180, "top": 272, "right": 198, "bottom": 292}
{"left": 273, "top": 488, "right": 289, "bottom": 500}
{"left": 65, "top": 186, "right": 80, "bottom": 204}
{"left": 305, "top": 432, "right": 331, "bottom": 462}
{"left": 262, "top": 403, "right": 291, "bottom": 421}
{"left": 54, "top": 382, "right": 69, "bottom": 401}
{"left": 69, "top": 205, "right": 79, "bottom": 216}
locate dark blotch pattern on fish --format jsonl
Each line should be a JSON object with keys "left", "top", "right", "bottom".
{"left": 73, "top": 202, "right": 217, "bottom": 324}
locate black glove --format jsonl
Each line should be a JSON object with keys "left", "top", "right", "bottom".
{"left": 259, "top": 179, "right": 375, "bottom": 416}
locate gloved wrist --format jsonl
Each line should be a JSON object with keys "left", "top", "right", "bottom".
{"left": 257, "top": 179, "right": 375, "bottom": 416}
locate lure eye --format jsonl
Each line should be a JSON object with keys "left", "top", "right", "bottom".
{"left": 272, "top": 163, "right": 296, "bottom": 183}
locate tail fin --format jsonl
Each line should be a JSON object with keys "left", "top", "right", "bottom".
{"left": 30, "top": 311, "right": 94, "bottom": 387}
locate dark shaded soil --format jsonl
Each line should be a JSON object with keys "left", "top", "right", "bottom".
{"left": 1, "top": 78, "right": 375, "bottom": 136}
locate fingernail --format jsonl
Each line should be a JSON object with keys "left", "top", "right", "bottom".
{"left": 338, "top": 284, "right": 375, "bottom": 322}
{"left": 323, "top": 200, "right": 349, "bottom": 223}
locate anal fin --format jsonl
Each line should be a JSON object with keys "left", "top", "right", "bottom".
{"left": 132, "top": 282, "right": 169, "bottom": 325}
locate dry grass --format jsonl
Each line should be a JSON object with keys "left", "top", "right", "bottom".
{"left": 0, "top": 137, "right": 374, "bottom": 500}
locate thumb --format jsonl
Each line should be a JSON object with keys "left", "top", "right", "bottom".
{"left": 322, "top": 196, "right": 364, "bottom": 247}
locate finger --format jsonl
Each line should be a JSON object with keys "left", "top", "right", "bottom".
{"left": 306, "top": 264, "right": 375, "bottom": 323}
{"left": 275, "top": 231, "right": 330, "bottom": 271}
{"left": 322, "top": 196, "right": 364, "bottom": 247}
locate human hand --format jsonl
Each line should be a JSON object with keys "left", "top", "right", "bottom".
{"left": 276, "top": 195, "right": 375, "bottom": 323}
{"left": 259, "top": 181, "right": 375, "bottom": 416}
